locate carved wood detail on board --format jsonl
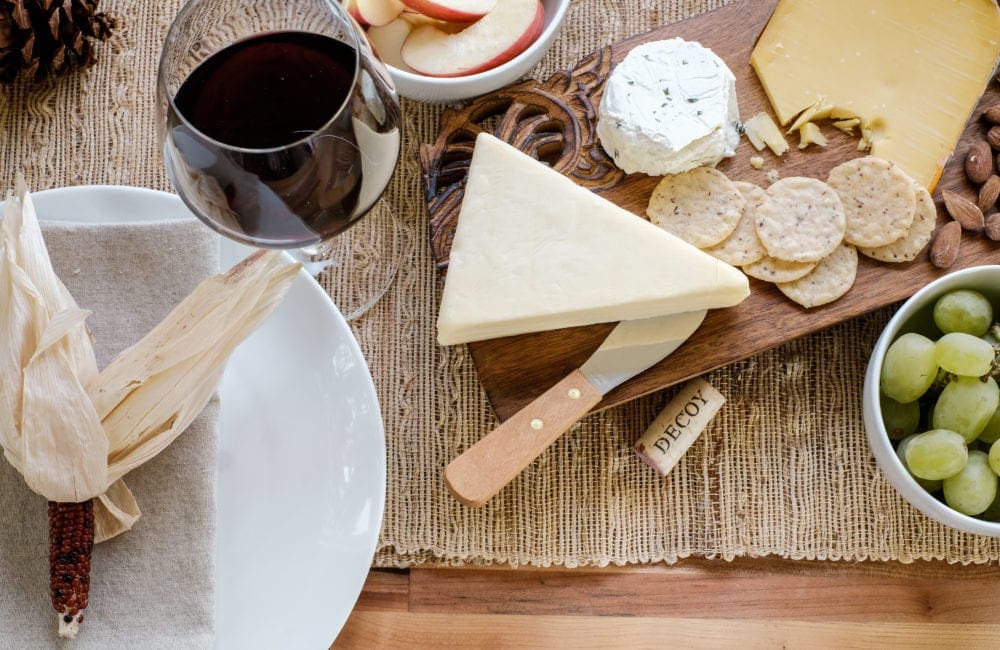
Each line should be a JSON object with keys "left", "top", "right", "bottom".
{"left": 421, "top": 47, "right": 624, "bottom": 270}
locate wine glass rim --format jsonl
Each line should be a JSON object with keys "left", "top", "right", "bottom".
{"left": 158, "top": 0, "right": 362, "bottom": 155}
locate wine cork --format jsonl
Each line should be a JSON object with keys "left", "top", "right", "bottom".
{"left": 633, "top": 378, "right": 725, "bottom": 475}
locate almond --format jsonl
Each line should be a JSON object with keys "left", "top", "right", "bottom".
{"left": 966, "top": 140, "right": 993, "bottom": 184}
{"left": 942, "top": 189, "right": 985, "bottom": 232}
{"left": 988, "top": 126, "right": 1000, "bottom": 150}
{"left": 986, "top": 213, "right": 1000, "bottom": 242}
{"left": 986, "top": 104, "right": 1000, "bottom": 124}
{"left": 930, "top": 221, "right": 961, "bottom": 268}
{"left": 979, "top": 175, "right": 1000, "bottom": 213}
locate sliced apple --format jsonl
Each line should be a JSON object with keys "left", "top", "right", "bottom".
{"left": 400, "top": 0, "right": 545, "bottom": 77}
{"left": 400, "top": 0, "right": 496, "bottom": 22}
{"left": 366, "top": 18, "right": 415, "bottom": 71}
{"left": 344, "top": 0, "right": 405, "bottom": 27}
{"left": 343, "top": 0, "right": 364, "bottom": 23}
{"left": 401, "top": 9, "right": 467, "bottom": 33}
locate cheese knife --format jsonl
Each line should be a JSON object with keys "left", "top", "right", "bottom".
{"left": 444, "top": 310, "right": 708, "bottom": 507}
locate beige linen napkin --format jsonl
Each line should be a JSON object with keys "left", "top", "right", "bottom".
{"left": 0, "top": 219, "right": 218, "bottom": 649}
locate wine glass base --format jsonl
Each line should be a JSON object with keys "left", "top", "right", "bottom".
{"left": 293, "top": 198, "right": 405, "bottom": 322}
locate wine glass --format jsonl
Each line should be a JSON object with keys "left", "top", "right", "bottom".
{"left": 156, "top": 0, "right": 402, "bottom": 267}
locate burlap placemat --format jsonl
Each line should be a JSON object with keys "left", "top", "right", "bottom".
{"left": 2, "top": 0, "right": 997, "bottom": 571}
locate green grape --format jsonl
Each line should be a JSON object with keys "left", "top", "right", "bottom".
{"left": 978, "top": 492, "right": 1000, "bottom": 522}
{"left": 881, "top": 333, "right": 939, "bottom": 403}
{"left": 978, "top": 406, "right": 1000, "bottom": 444}
{"left": 933, "top": 290, "right": 994, "bottom": 336}
{"left": 990, "top": 439, "right": 1000, "bottom": 477}
{"left": 932, "top": 376, "right": 1000, "bottom": 443}
{"left": 904, "top": 429, "right": 968, "bottom": 480}
{"left": 880, "top": 395, "right": 920, "bottom": 440}
{"left": 944, "top": 450, "right": 998, "bottom": 516}
{"left": 895, "top": 434, "right": 943, "bottom": 492}
{"left": 935, "top": 332, "right": 995, "bottom": 377}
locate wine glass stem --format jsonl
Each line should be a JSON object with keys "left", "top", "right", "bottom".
{"left": 289, "top": 243, "right": 340, "bottom": 278}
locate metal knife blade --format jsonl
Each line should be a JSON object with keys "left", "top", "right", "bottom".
{"left": 444, "top": 309, "right": 707, "bottom": 507}
{"left": 580, "top": 310, "right": 707, "bottom": 395}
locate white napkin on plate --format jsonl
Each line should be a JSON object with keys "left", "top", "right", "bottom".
{"left": 0, "top": 219, "right": 218, "bottom": 649}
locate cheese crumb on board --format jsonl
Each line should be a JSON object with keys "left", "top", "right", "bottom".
{"left": 786, "top": 103, "right": 834, "bottom": 134}
{"left": 750, "top": 0, "right": 1000, "bottom": 190}
{"left": 749, "top": 156, "right": 764, "bottom": 170}
{"left": 797, "top": 122, "right": 828, "bottom": 149}
{"left": 833, "top": 118, "right": 860, "bottom": 135}
{"left": 597, "top": 38, "right": 740, "bottom": 175}
{"left": 743, "top": 112, "right": 789, "bottom": 157}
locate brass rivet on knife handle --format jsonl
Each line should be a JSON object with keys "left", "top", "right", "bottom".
{"left": 633, "top": 378, "right": 725, "bottom": 475}
{"left": 444, "top": 369, "right": 603, "bottom": 507}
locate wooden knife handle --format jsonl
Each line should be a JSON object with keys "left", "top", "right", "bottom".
{"left": 444, "top": 369, "right": 603, "bottom": 507}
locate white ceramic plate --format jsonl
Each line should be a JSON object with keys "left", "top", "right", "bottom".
{"left": 29, "top": 185, "right": 386, "bottom": 648}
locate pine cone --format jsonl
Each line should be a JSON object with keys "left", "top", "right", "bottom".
{"left": 0, "top": 0, "right": 116, "bottom": 83}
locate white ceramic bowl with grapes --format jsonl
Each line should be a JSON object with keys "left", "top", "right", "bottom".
{"left": 864, "top": 265, "right": 1000, "bottom": 536}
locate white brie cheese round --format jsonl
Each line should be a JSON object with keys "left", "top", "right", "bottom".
{"left": 597, "top": 38, "right": 741, "bottom": 176}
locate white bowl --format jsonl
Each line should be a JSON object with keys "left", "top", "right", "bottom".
{"left": 863, "top": 265, "right": 1000, "bottom": 537}
{"left": 386, "top": 0, "right": 571, "bottom": 103}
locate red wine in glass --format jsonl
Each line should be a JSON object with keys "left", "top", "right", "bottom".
{"left": 163, "top": 30, "right": 401, "bottom": 250}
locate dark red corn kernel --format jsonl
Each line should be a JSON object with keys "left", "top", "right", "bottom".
{"left": 48, "top": 501, "right": 94, "bottom": 628}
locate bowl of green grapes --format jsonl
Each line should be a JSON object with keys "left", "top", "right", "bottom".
{"left": 864, "top": 265, "right": 1000, "bottom": 536}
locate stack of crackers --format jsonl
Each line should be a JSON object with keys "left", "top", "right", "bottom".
{"left": 647, "top": 157, "right": 935, "bottom": 308}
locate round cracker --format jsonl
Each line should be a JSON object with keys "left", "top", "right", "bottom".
{"left": 755, "top": 177, "right": 846, "bottom": 262}
{"left": 858, "top": 181, "right": 935, "bottom": 263}
{"left": 742, "top": 256, "right": 817, "bottom": 283}
{"left": 702, "top": 181, "right": 769, "bottom": 266}
{"left": 777, "top": 243, "right": 858, "bottom": 308}
{"left": 827, "top": 157, "right": 916, "bottom": 247}
{"left": 646, "top": 167, "right": 745, "bottom": 248}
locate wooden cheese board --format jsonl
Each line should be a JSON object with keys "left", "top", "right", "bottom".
{"left": 420, "top": 0, "right": 1000, "bottom": 422}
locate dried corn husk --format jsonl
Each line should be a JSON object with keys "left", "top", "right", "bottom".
{"left": 0, "top": 175, "right": 108, "bottom": 503}
{"left": 90, "top": 251, "right": 298, "bottom": 540}
{"left": 92, "top": 251, "right": 298, "bottom": 482}
{"left": 0, "top": 178, "right": 300, "bottom": 541}
{"left": 93, "top": 478, "right": 141, "bottom": 542}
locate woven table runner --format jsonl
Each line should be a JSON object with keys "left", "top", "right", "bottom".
{"left": 2, "top": 0, "right": 997, "bottom": 570}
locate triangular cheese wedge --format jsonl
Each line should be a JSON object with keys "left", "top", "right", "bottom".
{"left": 436, "top": 133, "right": 749, "bottom": 345}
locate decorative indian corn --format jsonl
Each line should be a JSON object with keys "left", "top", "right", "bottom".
{"left": 48, "top": 501, "right": 94, "bottom": 636}
{"left": 0, "top": 176, "right": 300, "bottom": 638}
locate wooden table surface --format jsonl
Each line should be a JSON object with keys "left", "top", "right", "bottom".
{"left": 333, "top": 560, "right": 1000, "bottom": 648}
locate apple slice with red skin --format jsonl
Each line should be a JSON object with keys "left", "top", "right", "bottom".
{"left": 401, "top": 9, "right": 467, "bottom": 33}
{"left": 400, "top": 0, "right": 496, "bottom": 22}
{"left": 344, "top": 0, "right": 405, "bottom": 27}
{"left": 400, "top": 0, "right": 545, "bottom": 77}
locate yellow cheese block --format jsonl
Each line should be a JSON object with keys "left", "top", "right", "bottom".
{"left": 750, "top": 0, "right": 1000, "bottom": 190}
